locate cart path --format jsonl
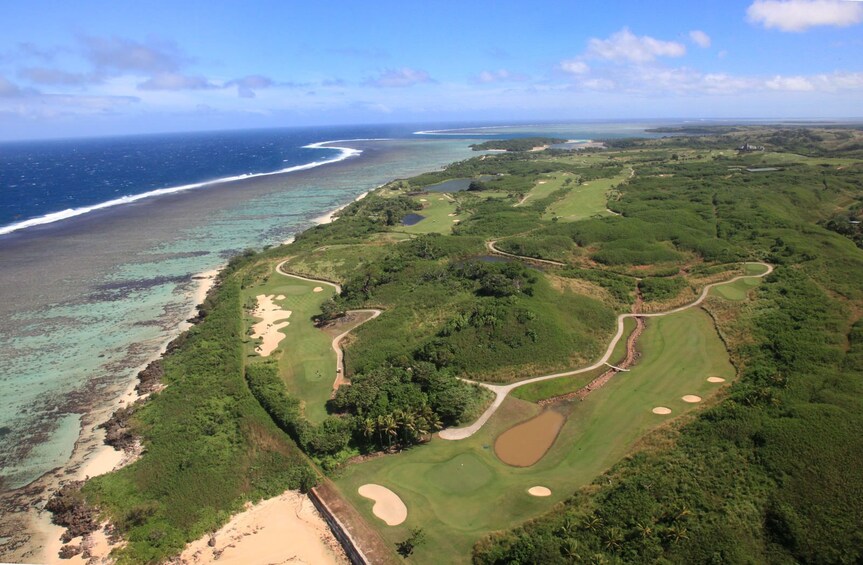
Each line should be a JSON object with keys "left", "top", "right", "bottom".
{"left": 486, "top": 240, "right": 567, "bottom": 267}
{"left": 439, "top": 261, "right": 773, "bottom": 440}
{"left": 275, "top": 261, "right": 381, "bottom": 393}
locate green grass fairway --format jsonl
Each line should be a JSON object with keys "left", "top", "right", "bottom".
{"left": 398, "top": 194, "right": 463, "bottom": 235}
{"left": 517, "top": 174, "right": 568, "bottom": 206}
{"left": 711, "top": 275, "right": 762, "bottom": 301}
{"left": 244, "top": 265, "right": 336, "bottom": 423}
{"left": 335, "top": 307, "right": 734, "bottom": 564}
{"left": 542, "top": 171, "right": 629, "bottom": 222}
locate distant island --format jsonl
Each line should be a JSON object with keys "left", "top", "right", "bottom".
{"left": 44, "top": 125, "right": 863, "bottom": 565}
{"left": 470, "top": 136, "right": 568, "bottom": 151}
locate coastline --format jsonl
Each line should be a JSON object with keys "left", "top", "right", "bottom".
{"left": 30, "top": 186, "right": 364, "bottom": 564}
{"left": 0, "top": 139, "right": 363, "bottom": 238}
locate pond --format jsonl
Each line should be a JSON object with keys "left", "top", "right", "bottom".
{"left": 494, "top": 409, "right": 567, "bottom": 467}
{"left": 401, "top": 213, "right": 426, "bottom": 226}
{"left": 425, "top": 176, "right": 494, "bottom": 193}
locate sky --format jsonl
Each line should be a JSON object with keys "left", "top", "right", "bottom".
{"left": 1, "top": 0, "right": 862, "bottom": 139}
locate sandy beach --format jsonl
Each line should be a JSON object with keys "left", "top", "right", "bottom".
{"left": 177, "top": 491, "right": 347, "bottom": 565}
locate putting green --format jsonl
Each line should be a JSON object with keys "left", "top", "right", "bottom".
{"left": 711, "top": 275, "right": 761, "bottom": 301}
{"left": 335, "top": 307, "right": 735, "bottom": 563}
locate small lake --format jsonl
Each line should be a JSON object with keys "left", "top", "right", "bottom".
{"left": 401, "top": 213, "right": 426, "bottom": 226}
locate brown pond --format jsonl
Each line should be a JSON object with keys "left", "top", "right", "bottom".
{"left": 494, "top": 409, "right": 567, "bottom": 467}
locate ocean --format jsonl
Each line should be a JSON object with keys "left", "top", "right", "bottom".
{"left": 0, "top": 121, "right": 660, "bottom": 494}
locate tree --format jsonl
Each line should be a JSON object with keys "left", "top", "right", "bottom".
{"left": 396, "top": 528, "right": 426, "bottom": 557}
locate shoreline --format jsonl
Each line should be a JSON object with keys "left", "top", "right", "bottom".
{"left": 0, "top": 139, "right": 365, "bottom": 238}
{"left": 29, "top": 178, "right": 370, "bottom": 564}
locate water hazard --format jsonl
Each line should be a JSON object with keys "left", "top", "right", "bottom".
{"left": 494, "top": 409, "right": 567, "bottom": 467}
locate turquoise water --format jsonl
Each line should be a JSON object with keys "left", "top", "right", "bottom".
{"left": 0, "top": 137, "right": 478, "bottom": 490}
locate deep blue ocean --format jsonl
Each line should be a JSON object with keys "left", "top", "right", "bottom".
{"left": 0, "top": 121, "right": 659, "bottom": 235}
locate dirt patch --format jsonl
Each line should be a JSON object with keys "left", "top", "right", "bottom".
{"left": 707, "top": 376, "right": 725, "bottom": 383}
{"left": 358, "top": 485, "right": 407, "bottom": 526}
{"left": 651, "top": 407, "right": 672, "bottom": 415}
{"left": 527, "top": 486, "right": 551, "bottom": 497}
{"left": 495, "top": 410, "right": 566, "bottom": 467}
{"left": 681, "top": 395, "right": 702, "bottom": 403}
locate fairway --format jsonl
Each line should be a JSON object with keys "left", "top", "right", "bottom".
{"left": 543, "top": 170, "right": 629, "bottom": 221}
{"left": 244, "top": 264, "right": 337, "bottom": 423}
{"left": 398, "top": 194, "right": 463, "bottom": 234}
{"left": 335, "top": 307, "right": 735, "bottom": 564}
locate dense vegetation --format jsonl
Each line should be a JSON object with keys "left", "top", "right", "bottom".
{"left": 470, "top": 137, "right": 567, "bottom": 152}
{"left": 473, "top": 129, "right": 863, "bottom": 564}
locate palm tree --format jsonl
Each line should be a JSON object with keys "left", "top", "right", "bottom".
{"left": 375, "top": 415, "right": 386, "bottom": 448}
{"left": 421, "top": 405, "right": 442, "bottom": 432}
{"left": 383, "top": 414, "right": 397, "bottom": 449}
{"left": 665, "top": 524, "right": 689, "bottom": 545}
{"left": 602, "top": 527, "right": 623, "bottom": 553}
{"left": 401, "top": 412, "right": 417, "bottom": 444}
{"left": 558, "top": 516, "right": 577, "bottom": 537}
{"left": 361, "top": 417, "right": 375, "bottom": 445}
{"left": 561, "top": 539, "right": 581, "bottom": 562}
{"left": 582, "top": 515, "right": 603, "bottom": 532}
{"left": 635, "top": 520, "right": 653, "bottom": 539}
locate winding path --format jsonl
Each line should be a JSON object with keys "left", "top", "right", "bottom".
{"left": 439, "top": 261, "right": 773, "bottom": 440}
{"left": 275, "top": 261, "right": 381, "bottom": 392}
{"left": 486, "top": 240, "right": 566, "bottom": 267}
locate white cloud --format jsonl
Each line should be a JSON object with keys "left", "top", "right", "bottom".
{"left": 138, "top": 72, "right": 216, "bottom": 91}
{"left": 474, "top": 69, "right": 528, "bottom": 83}
{"left": 363, "top": 68, "right": 433, "bottom": 87}
{"left": 559, "top": 59, "right": 590, "bottom": 74}
{"left": 766, "top": 75, "right": 816, "bottom": 90}
{"left": 689, "top": 30, "right": 712, "bottom": 48}
{"left": 587, "top": 28, "right": 686, "bottom": 63}
{"left": 80, "top": 36, "right": 186, "bottom": 73}
{"left": 747, "top": 0, "right": 863, "bottom": 32}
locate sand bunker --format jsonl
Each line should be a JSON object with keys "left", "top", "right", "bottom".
{"left": 276, "top": 294, "right": 286, "bottom": 300}
{"left": 251, "top": 294, "right": 292, "bottom": 356}
{"left": 528, "top": 486, "right": 552, "bottom": 497}
{"left": 682, "top": 395, "right": 702, "bottom": 403}
{"left": 652, "top": 407, "right": 672, "bottom": 415}
{"left": 358, "top": 484, "right": 407, "bottom": 526}
{"left": 420, "top": 198, "right": 428, "bottom": 202}
{"left": 495, "top": 410, "right": 566, "bottom": 467}
{"left": 707, "top": 376, "right": 726, "bottom": 383}
{"left": 313, "top": 286, "right": 324, "bottom": 293}
{"left": 448, "top": 213, "right": 456, "bottom": 217}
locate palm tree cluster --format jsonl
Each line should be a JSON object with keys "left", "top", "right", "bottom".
{"left": 360, "top": 406, "right": 443, "bottom": 451}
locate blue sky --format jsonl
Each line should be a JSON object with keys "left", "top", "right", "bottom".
{"left": 1, "top": 0, "right": 862, "bottom": 139}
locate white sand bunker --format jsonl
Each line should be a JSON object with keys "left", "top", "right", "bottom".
{"left": 448, "top": 213, "right": 456, "bottom": 217}
{"left": 707, "top": 376, "right": 726, "bottom": 383}
{"left": 358, "top": 484, "right": 407, "bottom": 526}
{"left": 251, "top": 294, "right": 292, "bottom": 357}
{"left": 420, "top": 198, "right": 428, "bottom": 202}
{"left": 682, "top": 395, "right": 702, "bottom": 403}
{"left": 313, "top": 286, "right": 324, "bottom": 293}
{"left": 275, "top": 294, "right": 286, "bottom": 300}
{"left": 528, "top": 486, "right": 551, "bottom": 497}
{"left": 652, "top": 407, "right": 672, "bottom": 415}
